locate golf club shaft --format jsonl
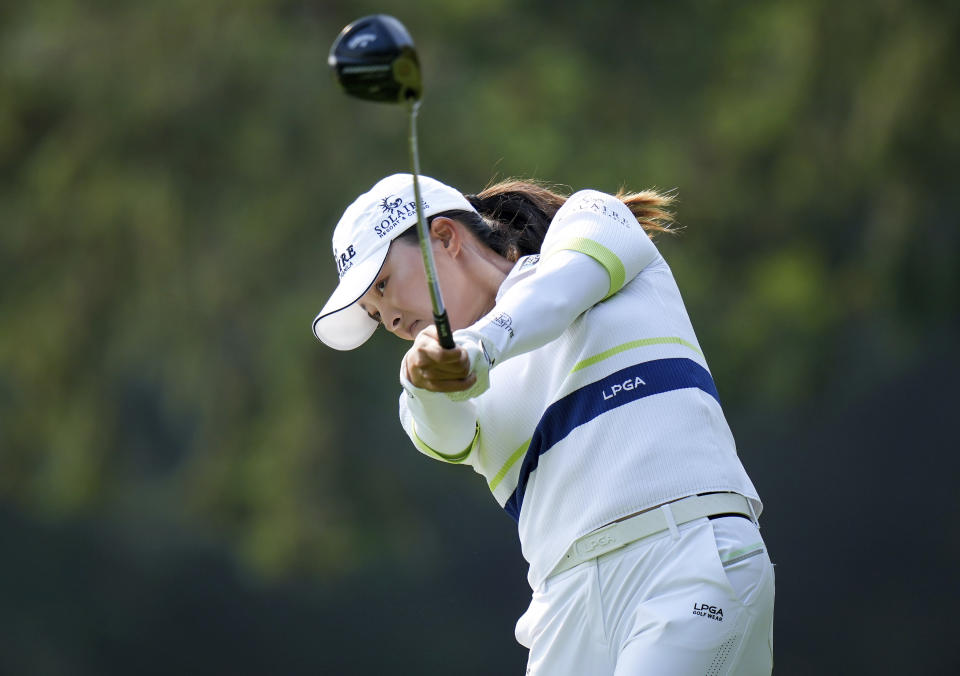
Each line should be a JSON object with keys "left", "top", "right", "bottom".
{"left": 408, "top": 99, "right": 455, "bottom": 349}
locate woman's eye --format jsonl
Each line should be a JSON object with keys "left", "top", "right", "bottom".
{"left": 376, "top": 279, "right": 387, "bottom": 293}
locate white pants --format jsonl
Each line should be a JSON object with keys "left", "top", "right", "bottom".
{"left": 515, "top": 516, "right": 775, "bottom": 675}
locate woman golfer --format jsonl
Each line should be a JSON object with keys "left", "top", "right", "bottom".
{"left": 312, "top": 173, "right": 775, "bottom": 675}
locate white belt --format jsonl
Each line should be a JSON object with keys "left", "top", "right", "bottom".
{"left": 549, "top": 493, "right": 754, "bottom": 577}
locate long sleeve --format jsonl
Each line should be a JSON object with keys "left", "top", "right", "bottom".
{"left": 461, "top": 251, "right": 609, "bottom": 364}
{"left": 462, "top": 190, "right": 662, "bottom": 366}
{"left": 398, "top": 364, "right": 479, "bottom": 464}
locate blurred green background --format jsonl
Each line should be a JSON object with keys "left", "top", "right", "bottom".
{"left": 1, "top": 0, "right": 957, "bottom": 673}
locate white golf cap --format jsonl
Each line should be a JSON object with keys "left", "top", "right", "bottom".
{"left": 312, "top": 173, "right": 477, "bottom": 350}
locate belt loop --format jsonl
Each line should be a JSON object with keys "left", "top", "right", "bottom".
{"left": 746, "top": 498, "right": 759, "bottom": 527}
{"left": 660, "top": 503, "right": 681, "bottom": 540}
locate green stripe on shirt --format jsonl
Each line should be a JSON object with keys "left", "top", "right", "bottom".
{"left": 489, "top": 439, "right": 531, "bottom": 492}
{"left": 571, "top": 337, "right": 705, "bottom": 373}
{"left": 412, "top": 422, "right": 479, "bottom": 464}
{"left": 546, "top": 237, "right": 625, "bottom": 298}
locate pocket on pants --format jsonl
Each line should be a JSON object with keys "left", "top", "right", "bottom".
{"left": 709, "top": 516, "right": 773, "bottom": 611}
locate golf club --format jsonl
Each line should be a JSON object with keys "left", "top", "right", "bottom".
{"left": 329, "top": 14, "right": 455, "bottom": 349}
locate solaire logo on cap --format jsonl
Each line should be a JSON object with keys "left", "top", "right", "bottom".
{"left": 380, "top": 196, "right": 404, "bottom": 214}
{"left": 374, "top": 194, "right": 430, "bottom": 238}
{"left": 335, "top": 244, "right": 357, "bottom": 278}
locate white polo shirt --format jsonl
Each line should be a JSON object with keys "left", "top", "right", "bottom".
{"left": 399, "top": 190, "right": 761, "bottom": 589}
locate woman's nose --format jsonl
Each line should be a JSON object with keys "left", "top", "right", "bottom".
{"left": 385, "top": 308, "right": 403, "bottom": 334}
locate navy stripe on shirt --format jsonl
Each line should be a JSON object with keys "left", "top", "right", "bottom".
{"left": 503, "top": 357, "right": 720, "bottom": 522}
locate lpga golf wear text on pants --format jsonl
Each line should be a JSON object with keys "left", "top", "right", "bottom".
{"left": 515, "top": 516, "right": 775, "bottom": 675}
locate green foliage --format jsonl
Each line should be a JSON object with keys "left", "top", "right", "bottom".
{"left": 0, "top": 0, "right": 957, "bottom": 583}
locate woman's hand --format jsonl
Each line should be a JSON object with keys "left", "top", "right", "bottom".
{"left": 403, "top": 325, "right": 477, "bottom": 393}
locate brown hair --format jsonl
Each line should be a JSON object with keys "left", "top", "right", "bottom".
{"left": 399, "top": 178, "right": 677, "bottom": 262}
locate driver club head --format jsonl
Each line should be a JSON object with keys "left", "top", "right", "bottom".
{"left": 329, "top": 14, "right": 422, "bottom": 104}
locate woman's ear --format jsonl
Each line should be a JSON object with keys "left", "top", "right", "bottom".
{"left": 429, "top": 217, "right": 462, "bottom": 256}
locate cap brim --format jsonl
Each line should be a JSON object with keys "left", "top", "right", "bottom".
{"left": 312, "top": 250, "right": 387, "bottom": 351}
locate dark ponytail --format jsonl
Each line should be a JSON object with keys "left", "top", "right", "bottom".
{"left": 401, "top": 178, "right": 677, "bottom": 263}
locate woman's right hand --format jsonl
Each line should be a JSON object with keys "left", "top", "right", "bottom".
{"left": 403, "top": 325, "right": 478, "bottom": 393}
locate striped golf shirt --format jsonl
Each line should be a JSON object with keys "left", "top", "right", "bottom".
{"left": 399, "top": 190, "right": 761, "bottom": 589}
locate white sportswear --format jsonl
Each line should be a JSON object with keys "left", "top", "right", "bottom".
{"left": 398, "top": 189, "right": 761, "bottom": 589}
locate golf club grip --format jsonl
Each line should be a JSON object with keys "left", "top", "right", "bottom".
{"left": 434, "top": 312, "right": 455, "bottom": 349}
